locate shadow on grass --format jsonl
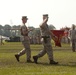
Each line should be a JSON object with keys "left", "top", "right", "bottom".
{"left": 33, "top": 62, "right": 76, "bottom": 67}
{"left": 0, "top": 60, "right": 76, "bottom": 67}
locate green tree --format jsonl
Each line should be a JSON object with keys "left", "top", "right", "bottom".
{"left": 0, "top": 25, "right": 4, "bottom": 35}
{"left": 4, "top": 24, "right": 11, "bottom": 37}
{"left": 48, "top": 24, "right": 56, "bottom": 30}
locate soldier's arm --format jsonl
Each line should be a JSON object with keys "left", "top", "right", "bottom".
{"left": 50, "top": 31, "right": 56, "bottom": 38}
{"left": 28, "top": 28, "right": 33, "bottom": 32}
{"left": 48, "top": 30, "right": 58, "bottom": 40}
{"left": 68, "top": 30, "right": 71, "bottom": 39}
{"left": 20, "top": 27, "right": 28, "bottom": 36}
{"left": 40, "top": 17, "right": 48, "bottom": 28}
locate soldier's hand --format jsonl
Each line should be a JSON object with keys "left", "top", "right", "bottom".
{"left": 55, "top": 36, "right": 58, "bottom": 39}
{"left": 43, "top": 17, "right": 48, "bottom": 23}
{"left": 28, "top": 29, "right": 33, "bottom": 32}
{"left": 53, "top": 35, "right": 58, "bottom": 41}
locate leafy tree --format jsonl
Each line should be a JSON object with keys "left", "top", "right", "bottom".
{"left": 48, "top": 24, "right": 56, "bottom": 30}
{"left": 0, "top": 25, "right": 4, "bottom": 35}
{"left": 3, "top": 24, "right": 11, "bottom": 37}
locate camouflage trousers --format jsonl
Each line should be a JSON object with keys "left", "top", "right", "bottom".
{"left": 18, "top": 40, "right": 31, "bottom": 60}
{"left": 71, "top": 39, "right": 76, "bottom": 52}
{"left": 37, "top": 38, "right": 53, "bottom": 60}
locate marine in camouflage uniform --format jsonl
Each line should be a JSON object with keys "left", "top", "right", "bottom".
{"left": 33, "top": 14, "right": 58, "bottom": 64}
{"left": 15, "top": 16, "right": 32, "bottom": 63}
{"left": 68, "top": 24, "right": 76, "bottom": 52}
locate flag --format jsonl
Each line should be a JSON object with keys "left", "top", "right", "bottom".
{"left": 51, "top": 30, "right": 64, "bottom": 47}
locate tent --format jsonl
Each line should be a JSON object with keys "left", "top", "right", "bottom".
{"left": 0, "top": 35, "right": 10, "bottom": 40}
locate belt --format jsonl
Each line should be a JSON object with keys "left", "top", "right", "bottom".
{"left": 41, "top": 36, "right": 50, "bottom": 38}
{"left": 41, "top": 36, "right": 50, "bottom": 43}
{"left": 22, "top": 34, "right": 28, "bottom": 36}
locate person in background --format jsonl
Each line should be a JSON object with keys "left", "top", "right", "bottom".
{"left": 68, "top": 24, "right": 76, "bottom": 52}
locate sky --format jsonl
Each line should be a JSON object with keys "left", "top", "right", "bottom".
{"left": 0, "top": 0, "right": 76, "bottom": 29}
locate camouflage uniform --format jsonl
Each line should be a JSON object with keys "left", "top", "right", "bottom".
{"left": 37, "top": 24, "right": 53, "bottom": 60}
{"left": 15, "top": 16, "right": 32, "bottom": 62}
{"left": 19, "top": 25, "right": 31, "bottom": 61}
{"left": 33, "top": 14, "right": 58, "bottom": 64}
{"left": 69, "top": 25, "right": 76, "bottom": 52}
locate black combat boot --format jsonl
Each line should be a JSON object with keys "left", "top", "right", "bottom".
{"left": 33, "top": 56, "right": 38, "bottom": 64}
{"left": 50, "top": 60, "right": 58, "bottom": 64}
{"left": 15, "top": 54, "right": 20, "bottom": 62}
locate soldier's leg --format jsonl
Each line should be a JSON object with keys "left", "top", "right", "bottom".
{"left": 18, "top": 41, "right": 26, "bottom": 56}
{"left": 18, "top": 48, "right": 26, "bottom": 56}
{"left": 24, "top": 43, "right": 31, "bottom": 61}
{"left": 37, "top": 49, "right": 46, "bottom": 57}
{"left": 72, "top": 40, "right": 75, "bottom": 52}
{"left": 45, "top": 44, "right": 53, "bottom": 60}
{"left": 15, "top": 42, "right": 26, "bottom": 62}
{"left": 26, "top": 47, "right": 31, "bottom": 61}
{"left": 73, "top": 40, "right": 76, "bottom": 51}
{"left": 75, "top": 39, "right": 76, "bottom": 51}
{"left": 45, "top": 44, "right": 58, "bottom": 64}
{"left": 33, "top": 46, "right": 46, "bottom": 64}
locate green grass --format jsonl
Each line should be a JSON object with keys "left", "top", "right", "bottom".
{"left": 0, "top": 42, "right": 76, "bottom": 75}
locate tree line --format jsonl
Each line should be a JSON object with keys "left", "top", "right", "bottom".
{"left": 0, "top": 24, "right": 56, "bottom": 38}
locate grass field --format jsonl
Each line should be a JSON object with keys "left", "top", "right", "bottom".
{"left": 0, "top": 42, "right": 76, "bottom": 75}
